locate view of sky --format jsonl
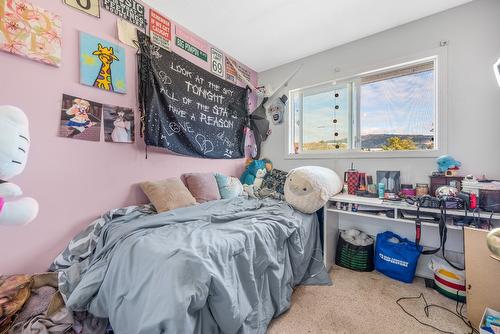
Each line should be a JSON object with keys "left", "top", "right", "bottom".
{"left": 297, "top": 70, "right": 435, "bottom": 143}
{"left": 300, "top": 86, "right": 349, "bottom": 144}
{"left": 360, "top": 70, "right": 435, "bottom": 136}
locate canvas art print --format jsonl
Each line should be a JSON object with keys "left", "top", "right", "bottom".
{"left": 80, "top": 32, "right": 126, "bottom": 94}
{"left": 0, "top": 0, "right": 62, "bottom": 66}
{"left": 59, "top": 94, "right": 102, "bottom": 141}
{"left": 103, "top": 104, "right": 134, "bottom": 143}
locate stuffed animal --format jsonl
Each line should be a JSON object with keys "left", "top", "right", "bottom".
{"left": 284, "top": 166, "right": 343, "bottom": 213}
{"left": 436, "top": 155, "right": 461, "bottom": 173}
{"left": 0, "top": 106, "right": 39, "bottom": 225}
{"left": 240, "top": 159, "right": 268, "bottom": 198}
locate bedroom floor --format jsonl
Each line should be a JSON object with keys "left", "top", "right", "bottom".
{"left": 268, "top": 266, "right": 472, "bottom": 334}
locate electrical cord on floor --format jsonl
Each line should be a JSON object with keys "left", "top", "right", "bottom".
{"left": 396, "top": 292, "right": 478, "bottom": 334}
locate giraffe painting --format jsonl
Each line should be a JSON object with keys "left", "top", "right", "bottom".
{"left": 79, "top": 32, "right": 126, "bottom": 94}
{"left": 92, "top": 43, "right": 118, "bottom": 91}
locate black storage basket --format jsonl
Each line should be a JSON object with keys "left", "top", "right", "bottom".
{"left": 335, "top": 234, "right": 374, "bottom": 272}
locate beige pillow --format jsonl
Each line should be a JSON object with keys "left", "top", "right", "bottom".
{"left": 140, "top": 177, "right": 196, "bottom": 213}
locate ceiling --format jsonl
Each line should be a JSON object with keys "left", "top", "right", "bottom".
{"left": 143, "top": 0, "right": 473, "bottom": 72}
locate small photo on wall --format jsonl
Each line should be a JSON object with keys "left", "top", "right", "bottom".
{"left": 59, "top": 94, "right": 102, "bottom": 141}
{"left": 80, "top": 32, "right": 126, "bottom": 94}
{"left": 103, "top": 105, "right": 135, "bottom": 143}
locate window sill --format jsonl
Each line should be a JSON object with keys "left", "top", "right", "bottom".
{"left": 284, "top": 149, "right": 444, "bottom": 160}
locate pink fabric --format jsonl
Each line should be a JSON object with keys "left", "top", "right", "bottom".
{"left": 0, "top": 197, "right": 4, "bottom": 213}
{"left": 183, "top": 173, "right": 221, "bottom": 203}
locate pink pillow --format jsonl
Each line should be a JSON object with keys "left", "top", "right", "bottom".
{"left": 183, "top": 173, "right": 221, "bottom": 203}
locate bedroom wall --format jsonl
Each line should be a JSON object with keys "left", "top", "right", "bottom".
{"left": 0, "top": 0, "right": 256, "bottom": 274}
{"left": 259, "top": 0, "right": 500, "bottom": 184}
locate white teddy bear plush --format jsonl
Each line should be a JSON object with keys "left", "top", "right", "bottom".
{"left": 0, "top": 105, "right": 39, "bottom": 225}
{"left": 284, "top": 166, "right": 343, "bottom": 214}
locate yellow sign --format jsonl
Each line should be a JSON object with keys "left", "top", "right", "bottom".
{"left": 63, "top": 0, "right": 100, "bottom": 18}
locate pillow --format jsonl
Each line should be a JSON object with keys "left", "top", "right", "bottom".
{"left": 183, "top": 173, "right": 221, "bottom": 203}
{"left": 215, "top": 173, "right": 243, "bottom": 199}
{"left": 140, "top": 177, "right": 196, "bottom": 213}
{"left": 261, "top": 169, "right": 288, "bottom": 195}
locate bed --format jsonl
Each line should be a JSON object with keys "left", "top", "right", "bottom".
{"left": 51, "top": 196, "right": 331, "bottom": 334}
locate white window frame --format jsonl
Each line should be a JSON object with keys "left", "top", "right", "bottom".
{"left": 284, "top": 47, "right": 448, "bottom": 160}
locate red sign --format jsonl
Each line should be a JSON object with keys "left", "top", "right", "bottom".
{"left": 149, "top": 9, "right": 171, "bottom": 50}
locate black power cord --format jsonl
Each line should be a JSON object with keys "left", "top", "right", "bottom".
{"left": 396, "top": 293, "right": 478, "bottom": 334}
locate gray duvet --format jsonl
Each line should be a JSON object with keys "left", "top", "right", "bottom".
{"left": 51, "top": 197, "right": 331, "bottom": 334}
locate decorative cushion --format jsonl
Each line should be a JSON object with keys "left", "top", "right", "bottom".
{"left": 214, "top": 174, "right": 243, "bottom": 199}
{"left": 139, "top": 177, "right": 196, "bottom": 213}
{"left": 261, "top": 169, "right": 288, "bottom": 195}
{"left": 183, "top": 173, "right": 221, "bottom": 203}
{"left": 284, "top": 166, "right": 343, "bottom": 213}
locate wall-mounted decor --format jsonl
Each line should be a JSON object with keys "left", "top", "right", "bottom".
{"left": 79, "top": 32, "right": 126, "bottom": 94}
{"left": 103, "top": 104, "right": 134, "bottom": 143}
{"left": 225, "top": 57, "right": 237, "bottom": 83}
{"left": 149, "top": 9, "right": 171, "bottom": 51}
{"left": 0, "top": 0, "right": 62, "bottom": 66}
{"left": 63, "top": 0, "right": 100, "bottom": 18}
{"left": 117, "top": 18, "right": 137, "bottom": 48}
{"left": 174, "top": 25, "right": 208, "bottom": 62}
{"left": 210, "top": 48, "right": 224, "bottom": 78}
{"left": 137, "top": 32, "right": 248, "bottom": 159}
{"left": 59, "top": 94, "right": 102, "bottom": 141}
{"left": 102, "top": 0, "right": 145, "bottom": 29}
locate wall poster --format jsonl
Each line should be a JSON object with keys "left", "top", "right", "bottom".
{"left": 101, "top": 0, "right": 145, "bottom": 29}
{"left": 80, "top": 32, "right": 126, "bottom": 94}
{"left": 103, "top": 104, "right": 134, "bottom": 143}
{"left": 63, "top": 0, "right": 100, "bottom": 18}
{"left": 0, "top": 0, "right": 62, "bottom": 66}
{"left": 59, "top": 94, "right": 101, "bottom": 141}
{"left": 137, "top": 32, "right": 249, "bottom": 159}
{"left": 211, "top": 48, "right": 224, "bottom": 78}
{"left": 149, "top": 9, "right": 171, "bottom": 51}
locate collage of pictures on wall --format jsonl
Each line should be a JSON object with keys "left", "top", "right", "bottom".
{"left": 1, "top": 0, "right": 256, "bottom": 150}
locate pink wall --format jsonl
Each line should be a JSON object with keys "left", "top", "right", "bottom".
{"left": 0, "top": 0, "right": 256, "bottom": 274}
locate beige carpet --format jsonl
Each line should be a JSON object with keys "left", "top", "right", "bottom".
{"left": 268, "top": 266, "right": 472, "bottom": 334}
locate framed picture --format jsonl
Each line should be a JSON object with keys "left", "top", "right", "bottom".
{"left": 63, "top": 0, "right": 100, "bottom": 18}
{"left": 79, "top": 32, "right": 126, "bottom": 94}
{"left": 59, "top": 94, "right": 102, "bottom": 141}
{"left": 376, "top": 171, "right": 401, "bottom": 193}
{"left": 103, "top": 105, "right": 135, "bottom": 143}
{"left": 0, "top": 0, "right": 62, "bottom": 66}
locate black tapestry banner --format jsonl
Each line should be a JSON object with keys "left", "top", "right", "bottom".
{"left": 137, "top": 31, "right": 248, "bottom": 159}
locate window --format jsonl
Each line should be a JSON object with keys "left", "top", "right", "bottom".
{"left": 288, "top": 54, "right": 444, "bottom": 157}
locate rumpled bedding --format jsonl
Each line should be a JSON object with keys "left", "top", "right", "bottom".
{"left": 51, "top": 197, "right": 331, "bottom": 334}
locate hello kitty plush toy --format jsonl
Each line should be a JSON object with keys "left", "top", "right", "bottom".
{"left": 0, "top": 106, "right": 39, "bottom": 225}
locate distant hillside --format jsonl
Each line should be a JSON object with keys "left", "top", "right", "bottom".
{"left": 302, "top": 134, "right": 433, "bottom": 151}
{"left": 361, "top": 134, "right": 433, "bottom": 150}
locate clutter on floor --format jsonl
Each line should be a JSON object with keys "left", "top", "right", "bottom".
{"left": 0, "top": 273, "right": 107, "bottom": 334}
{"left": 268, "top": 266, "right": 475, "bottom": 334}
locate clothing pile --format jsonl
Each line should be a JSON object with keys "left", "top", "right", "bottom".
{"left": 0, "top": 273, "right": 107, "bottom": 334}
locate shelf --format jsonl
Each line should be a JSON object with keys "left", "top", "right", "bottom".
{"left": 326, "top": 207, "right": 464, "bottom": 231}
{"left": 330, "top": 194, "right": 500, "bottom": 220}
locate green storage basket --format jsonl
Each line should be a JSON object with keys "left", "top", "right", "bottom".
{"left": 335, "top": 233, "right": 374, "bottom": 272}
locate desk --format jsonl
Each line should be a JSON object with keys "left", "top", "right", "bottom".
{"left": 322, "top": 194, "right": 500, "bottom": 278}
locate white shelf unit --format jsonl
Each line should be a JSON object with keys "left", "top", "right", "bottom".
{"left": 322, "top": 194, "right": 500, "bottom": 279}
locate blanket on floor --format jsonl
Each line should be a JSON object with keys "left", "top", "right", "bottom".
{"left": 51, "top": 197, "right": 330, "bottom": 334}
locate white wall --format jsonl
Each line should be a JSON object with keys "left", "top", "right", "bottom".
{"left": 259, "top": 0, "right": 500, "bottom": 184}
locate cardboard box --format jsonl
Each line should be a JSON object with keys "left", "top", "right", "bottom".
{"left": 480, "top": 308, "right": 500, "bottom": 334}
